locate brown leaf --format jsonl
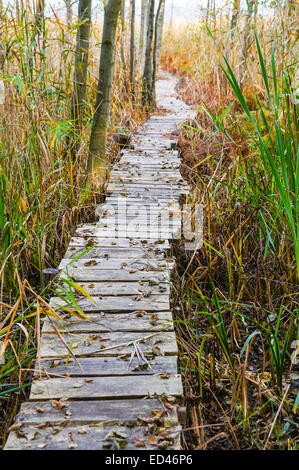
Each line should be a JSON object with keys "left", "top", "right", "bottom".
{"left": 51, "top": 398, "right": 69, "bottom": 410}
{"left": 50, "top": 359, "right": 61, "bottom": 368}
{"left": 139, "top": 410, "right": 164, "bottom": 423}
{"left": 84, "top": 260, "right": 97, "bottom": 266}
{"left": 134, "top": 440, "right": 145, "bottom": 447}
{"left": 35, "top": 407, "right": 44, "bottom": 413}
{"left": 148, "top": 435, "right": 158, "bottom": 445}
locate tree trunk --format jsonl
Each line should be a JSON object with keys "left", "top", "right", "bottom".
{"left": 71, "top": 0, "right": 91, "bottom": 126}
{"left": 152, "top": 0, "right": 164, "bottom": 105}
{"left": 87, "top": 0, "right": 122, "bottom": 184}
{"left": 129, "top": 0, "right": 135, "bottom": 95}
{"left": 120, "top": 0, "right": 126, "bottom": 76}
{"left": 142, "top": 0, "right": 155, "bottom": 106}
{"left": 154, "top": 0, "right": 165, "bottom": 67}
{"left": 138, "top": 0, "right": 147, "bottom": 71}
{"left": 64, "top": 0, "right": 73, "bottom": 28}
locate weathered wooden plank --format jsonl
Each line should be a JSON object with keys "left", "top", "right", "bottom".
{"left": 106, "top": 198, "right": 181, "bottom": 208}
{"left": 117, "top": 155, "right": 180, "bottom": 161}
{"left": 70, "top": 235, "right": 169, "bottom": 249}
{"left": 73, "top": 230, "right": 179, "bottom": 240}
{"left": 49, "top": 295, "right": 170, "bottom": 313}
{"left": 108, "top": 178, "right": 185, "bottom": 185}
{"left": 89, "top": 219, "right": 180, "bottom": 233}
{"left": 97, "top": 211, "right": 182, "bottom": 222}
{"left": 98, "top": 206, "right": 180, "bottom": 216}
{"left": 16, "top": 398, "right": 178, "bottom": 425}
{"left": 120, "top": 148, "right": 179, "bottom": 156}
{"left": 132, "top": 139, "right": 174, "bottom": 148}
{"left": 106, "top": 197, "right": 183, "bottom": 206}
{"left": 99, "top": 214, "right": 181, "bottom": 223}
{"left": 100, "top": 213, "right": 181, "bottom": 223}
{"left": 115, "top": 162, "right": 181, "bottom": 170}
{"left": 72, "top": 232, "right": 176, "bottom": 240}
{"left": 5, "top": 423, "right": 181, "bottom": 450}
{"left": 57, "top": 268, "right": 170, "bottom": 282}
{"left": 98, "top": 204, "right": 181, "bottom": 214}
{"left": 109, "top": 179, "right": 187, "bottom": 187}
{"left": 109, "top": 170, "right": 184, "bottom": 178}
{"left": 107, "top": 185, "right": 188, "bottom": 194}
{"left": 113, "top": 154, "right": 181, "bottom": 162}
{"left": 42, "top": 311, "right": 174, "bottom": 334}
{"left": 55, "top": 280, "right": 169, "bottom": 296}
{"left": 39, "top": 331, "right": 178, "bottom": 358}
{"left": 34, "top": 355, "right": 178, "bottom": 377}
{"left": 75, "top": 223, "right": 176, "bottom": 236}
{"left": 82, "top": 223, "right": 180, "bottom": 234}
{"left": 106, "top": 185, "right": 185, "bottom": 192}
{"left": 117, "top": 161, "right": 180, "bottom": 168}
{"left": 98, "top": 217, "right": 181, "bottom": 227}
{"left": 106, "top": 201, "right": 181, "bottom": 208}
{"left": 110, "top": 169, "right": 182, "bottom": 177}
{"left": 106, "top": 194, "right": 179, "bottom": 202}
{"left": 29, "top": 374, "right": 183, "bottom": 400}
{"left": 64, "top": 246, "right": 166, "bottom": 260}
{"left": 108, "top": 179, "right": 183, "bottom": 186}
{"left": 59, "top": 258, "right": 174, "bottom": 271}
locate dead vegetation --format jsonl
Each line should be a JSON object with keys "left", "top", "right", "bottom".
{"left": 161, "top": 10, "right": 298, "bottom": 451}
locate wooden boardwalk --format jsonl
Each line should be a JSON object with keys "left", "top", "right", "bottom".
{"left": 5, "top": 73, "right": 194, "bottom": 450}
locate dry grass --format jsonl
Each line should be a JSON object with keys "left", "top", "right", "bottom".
{"left": 0, "top": 9, "right": 147, "bottom": 445}
{"left": 162, "top": 13, "right": 298, "bottom": 450}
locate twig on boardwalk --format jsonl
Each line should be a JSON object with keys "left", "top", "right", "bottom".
{"left": 127, "top": 340, "right": 153, "bottom": 370}
{"left": 90, "top": 332, "right": 159, "bottom": 355}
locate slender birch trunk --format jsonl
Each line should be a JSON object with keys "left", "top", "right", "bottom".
{"left": 142, "top": 0, "right": 155, "bottom": 106}
{"left": 129, "top": 0, "right": 135, "bottom": 95}
{"left": 152, "top": 0, "right": 164, "bottom": 104}
{"left": 87, "top": 0, "right": 122, "bottom": 184}
{"left": 138, "top": 0, "right": 147, "bottom": 71}
{"left": 120, "top": 0, "right": 126, "bottom": 76}
{"left": 154, "top": 0, "right": 165, "bottom": 67}
{"left": 64, "top": 0, "right": 73, "bottom": 28}
{"left": 71, "top": 0, "right": 91, "bottom": 125}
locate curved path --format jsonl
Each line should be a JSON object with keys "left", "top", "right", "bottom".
{"left": 5, "top": 72, "right": 195, "bottom": 450}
